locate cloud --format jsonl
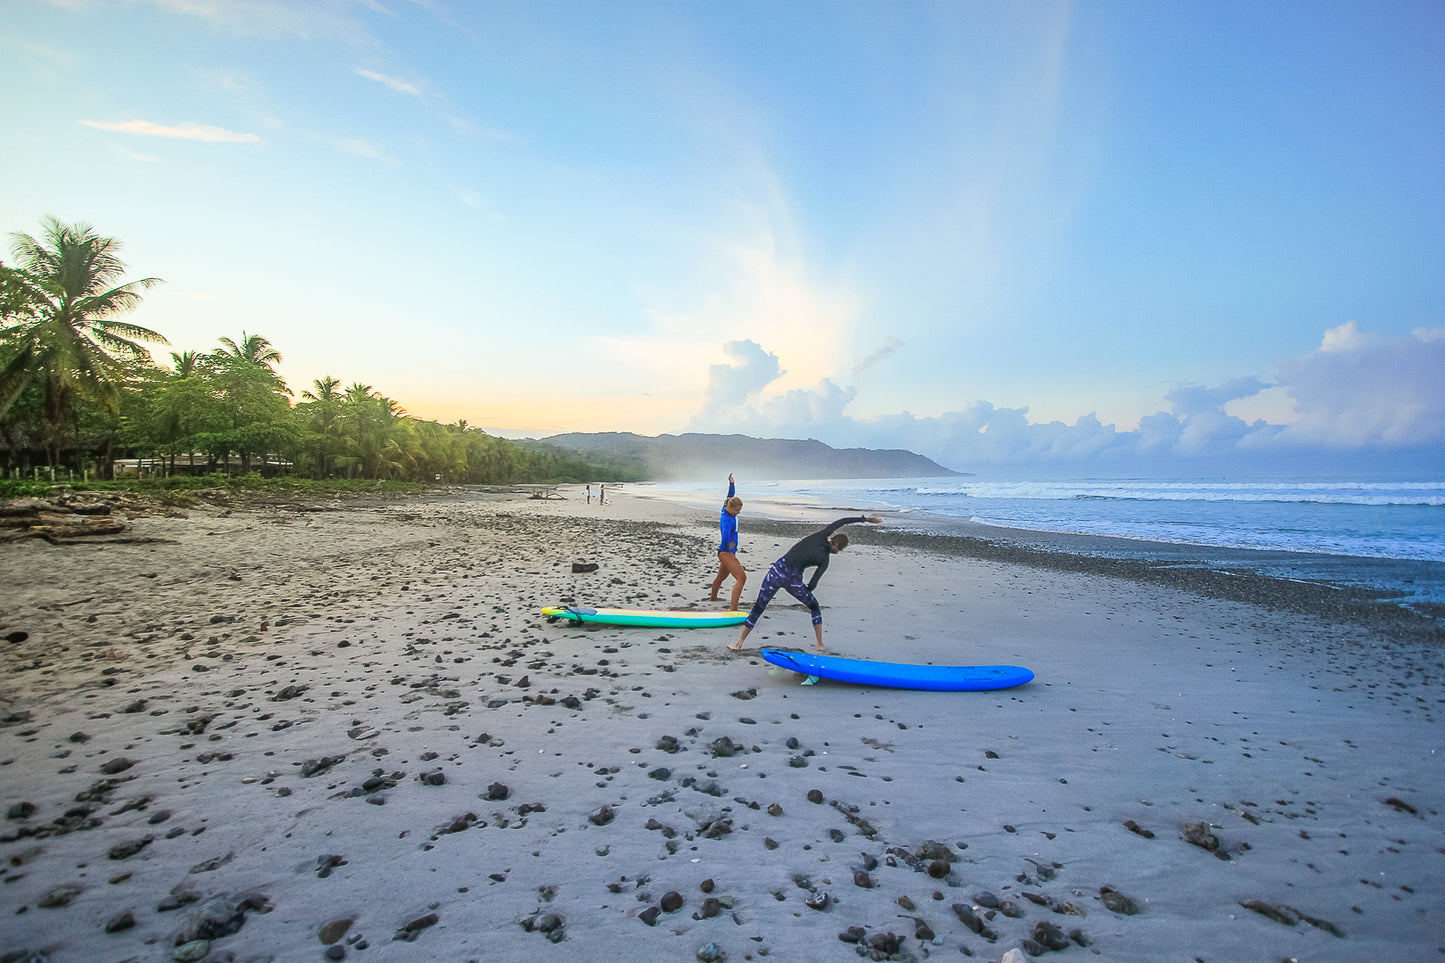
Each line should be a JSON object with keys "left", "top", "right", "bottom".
{"left": 335, "top": 138, "right": 394, "bottom": 163}
{"left": 80, "top": 119, "right": 260, "bottom": 143}
{"left": 700, "top": 340, "right": 784, "bottom": 413}
{"left": 145, "top": 0, "right": 378, "bottom": 42}
{"left": 684, "top": 323, "right": 1445, "bottom": 471}
{"left": 1275, "top": 321, "right": 1445, "bottom": 448}
{"left": 850, "top": 336, "right": 904, "bottom": 379}
{"left": 1164, "top": 376, "right": 1271, "bottom": 417}
{"left": 356, "top": 68, "right": 421, "bottom": 96}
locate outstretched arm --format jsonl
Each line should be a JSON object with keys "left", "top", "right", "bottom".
{"left": 816, "top": 514, "right": 882, "bottom": 539}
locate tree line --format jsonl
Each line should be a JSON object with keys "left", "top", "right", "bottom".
{"left": 0, "top": 217, "right": 639, "bottom": 485}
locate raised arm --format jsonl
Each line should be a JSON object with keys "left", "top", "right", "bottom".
{"left": 816, "top": 513, "right": 881, "bottom": 539}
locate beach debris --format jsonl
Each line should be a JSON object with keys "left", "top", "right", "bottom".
{"left": 1124, "top": 819, "right": 1155, "bottom": 838}
{"left": 319, "top": 918, "right": 353, "bottom": 944}
{"left": 175, "top": 892, "right": 270, "bottom": 944}
{"left": 1099, "top": 886, "right": 1140, "bottom": 915}
{"left": 1182, "top": 821, "right": 1229, "bottom": 858}
{"left": 38, "top": 881, "right": 85, "bottom": 907}
{"left": 519, "top": 911, "right": 564, "bottom": 943}
{"left": 106, "top": 908, "right": 137, "bottom": 932}
{"left": 571, "top": 562, "right": 599, "bottom": 573}
{"left": 1239, "top": 899, "right": 1345, "bottom": 937}
{"left": 108, "top": 836, "right": 153, "bottom": 860}
{"left": 6, "top": 801, "right": 38, "bottom": 820}
{"left": 1383, "top": 796, "right": 1418, "bottom": 815}
{"left": 395, "top": 912, "right": 440, "bottom": 942}
{"left": 1030, "top": 920, "right": 1072, "bottom": 951}
{"left": 907, "top": 916, "right": 935, "bottom": 941}
{"left": 710, "top": 736, "right": 741, "bottom": 757}
{"left": 951, "top": 902, "right": 999, "bottom": 940}
{"left": 315, "top": 854, "right": 348, "bottom": 878}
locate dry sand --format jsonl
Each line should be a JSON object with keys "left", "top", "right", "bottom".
{"left": 1, "top": 485, "right": 1440, "bottom": 962}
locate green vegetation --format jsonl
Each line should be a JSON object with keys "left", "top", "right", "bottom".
{"left": 1, "top": 218, "right": 643, "bottom": 488}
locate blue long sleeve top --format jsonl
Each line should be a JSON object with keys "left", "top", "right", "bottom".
{"left": 718, "top": 479, "right": 739, "bottom": 553}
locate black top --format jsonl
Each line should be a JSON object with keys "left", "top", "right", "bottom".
{"left": 779, "top": 516, "right": 867, "bottom": 590}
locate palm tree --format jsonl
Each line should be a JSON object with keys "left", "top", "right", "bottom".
{"left": 299, "top": 375, "right": 343, "bottom": 478}
{"left": 170, "top": 349, "right": 202, "bottom": 377}
{"left": 214, "top": 330, "right": 287, "bottom": 394}
{"left": 0, "top": 217, "right": 166, "bottom": 469}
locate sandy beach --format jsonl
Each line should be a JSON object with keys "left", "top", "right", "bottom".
{"left": 1, "top": 485, "right": 1440, "bottom": 962}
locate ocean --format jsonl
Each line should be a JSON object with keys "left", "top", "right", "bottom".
{"left": 635, "top": 474, "right": 1445, "bottom": 614}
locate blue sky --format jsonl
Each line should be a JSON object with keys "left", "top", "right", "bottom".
{"left": 3, "top": 0, "right": 1442, "bottom": 474}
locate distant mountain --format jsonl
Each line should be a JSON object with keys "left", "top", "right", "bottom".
{"left": 526, "top": 432, "right": 961, "bottom": 480}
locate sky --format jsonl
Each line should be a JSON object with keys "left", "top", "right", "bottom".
{"left": 3, "top": 0, "right": 1443, "bottom": 477}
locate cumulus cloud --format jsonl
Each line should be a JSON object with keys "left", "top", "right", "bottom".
{"left": 685, "top": 322, "right": 1445, "bottom": 471}
{"left": 698, "top": 340, "right": 783, "bottom": 415}
{"left": 1274, "top": 321, "right": 1445, "bottom": 448}
{"left": 80, "top": 119, "right": 260, "bottom": 142}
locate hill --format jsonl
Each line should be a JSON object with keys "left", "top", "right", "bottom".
{"left": 523, "top": 432, "right": 960, "bottom": 480}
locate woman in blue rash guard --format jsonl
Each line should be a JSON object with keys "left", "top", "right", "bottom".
{"left": 729, "top": 512, "right": 882, "bottom": 653}
{"left": 708, "top": 473, "right": 746, "bottom": 610}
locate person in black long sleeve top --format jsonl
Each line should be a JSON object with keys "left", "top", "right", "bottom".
{"left": 729, "top": 513, "right": 881, "bottom": 653}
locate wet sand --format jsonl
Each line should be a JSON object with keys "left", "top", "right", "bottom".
{"left": 1, "top": 485, "right": 1440, "bottom": 961}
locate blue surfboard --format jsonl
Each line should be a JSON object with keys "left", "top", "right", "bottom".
{"left": 760, "top": 648, "right": 1034, "bottom": 692}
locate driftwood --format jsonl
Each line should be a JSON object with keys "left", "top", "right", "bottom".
{"left": 0, "top": 498, "right": 131, "bottom": 545}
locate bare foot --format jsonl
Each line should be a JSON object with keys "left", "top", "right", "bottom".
{"left": 727, "top": 641, "right": 743, "bottom": 650}
{"left": 813, "top": 644, "right": 827, "bottom": 653}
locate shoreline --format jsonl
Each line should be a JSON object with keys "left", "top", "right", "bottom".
{"left": 624, "top": 483, "right": 1445, "bottom": 642}
{"left": 2, "top": 487, "right": 1441, "bottom": 961}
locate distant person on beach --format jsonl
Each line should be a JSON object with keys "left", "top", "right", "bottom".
{"left": 708, "top": 473, "right": 746, "bottom": 610}
{"left": 599, "top": 484, "right": 606, "bottom": 505}
{"left": 729, "top": 513, "right": 882, "bottom": 653}
{"left": 586, "top": 484, "right": 592, "bottom": 504}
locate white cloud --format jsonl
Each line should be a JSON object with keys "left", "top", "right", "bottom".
{"left": 80, "top": 119, "right": 260, "bottom": 142}
{"left": 684, "top": 322, "right": 1445, "bottom": 470}
{"left": 698, "top": 340, "right": 783, "bottom": 414}
{"left": 335, "top": 137, "right": 393, "bottom": 162}
{"left": 145, "top": 0, "right": 379, "bottom": 42}
{"left": 356, "top": 68, "right": 421, "bottom": 96}
{"left": 1275, "top": 322, "right": 1445, "bottom": 448}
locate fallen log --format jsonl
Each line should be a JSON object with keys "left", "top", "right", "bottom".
{"left": 1, "top": 518, "right": 128, "bottom": 544}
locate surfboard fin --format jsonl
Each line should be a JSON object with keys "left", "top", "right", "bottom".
{"left": 802, "top": 675, "right": 820, "bottom": 686}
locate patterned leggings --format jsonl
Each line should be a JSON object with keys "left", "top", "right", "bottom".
{"left": 744, "top": 559, "right": 823, "bottom": 628}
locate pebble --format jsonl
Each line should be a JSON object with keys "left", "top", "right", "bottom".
{"left": 1099, "top": 886, "right": 1140, "bottom": 915}
{"left": 319, "top": 918, "right": 354, "bottom": 944}
{"left": 395, "top": 912, "right": 439, "bottom": 942}
{"left": 171, "top": 940, "right": 209, "bottom": 962}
